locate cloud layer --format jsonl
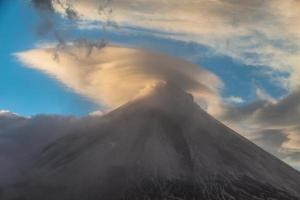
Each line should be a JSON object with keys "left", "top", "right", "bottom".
{"left": 0, "top": 113, "right": 76, "bottom": 186}
{"left": 43, "top": 0, "right": 300, "bottom": 90}
{"left": 16, "top": 44, "right": 223, "bottom": 115}
{"left": 221, "top": 88, "right": 300, "bottom": 170}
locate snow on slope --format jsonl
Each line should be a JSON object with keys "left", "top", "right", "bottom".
{"left": 2, "top": 82, "right": 300, "bottom": 200}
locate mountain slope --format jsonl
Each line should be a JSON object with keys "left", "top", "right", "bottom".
{"left": 7, "top": 83, "right": 300, "bottom": 200}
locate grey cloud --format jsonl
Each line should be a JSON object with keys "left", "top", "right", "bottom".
{"left": 221, "top": 89, "right": 300, "bottom": 168}
{"left": 256, "top": 90, "right": 300, "bottom": 127}
{"left": 211, "top": 0, "right": 273, "bottom": 27}
{"left": 54, "top": 0, "right": 79, "bottom": 20}
{"left": 252, "top": 129, "right": 288, "bottom": 158}
{"left": 31, "top": 0, "right": 54, "bottom": 11}
{"left": 32, "top": 0, "right": 55, "bottom": 37}
{"left": 223, "top": 89, "right": 300, "bottom": 128}
{"left": 30, "top": 0, "right": 80, "bottom": 56}
{"left": 30, "top": 0, "right": 113, "bottom": 59}
{"left": 287, "top": 152, "right": 300, "bottom": 162}
{"left": 0, "top": 116, "right": 25, "bottom": 131}
{"left": 31, "top": 0, "right": 78, "bottom": 19}
{"left": 222, "top": 100, "right": 267, "bottom": 122}
{"left": 0, "top": 113, "right": 102, "bottom": 186}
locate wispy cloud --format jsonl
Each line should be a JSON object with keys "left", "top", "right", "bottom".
{"left": 225, "top": 96, "right": 245, "bottom": 104}
{"left": 35, "top": 0, "right": 300, "bottom": 91}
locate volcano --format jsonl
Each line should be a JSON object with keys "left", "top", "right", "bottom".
{"left": 6, "top": 83, "right": 300, "bottom": 200}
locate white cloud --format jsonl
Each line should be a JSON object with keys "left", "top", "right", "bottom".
{"left": 0, "top": 110, "right": 22, "bottom": 118}
{"left": 88, "top": 110, "right": 104, "bottom": 116}
{"left": 45, "top": 0, "right": 300, "bottom": 90}
{"left": 225, "top": 96, "right": 245, "bottom": 104}
{"left": 0, "top": 110, "right": 10, "bottom": 114}
{"left": 16, "top": 43, "right": 224, "bottom": 115}
{"left": 255, "top": 88, "right": 276, "bottom": 103}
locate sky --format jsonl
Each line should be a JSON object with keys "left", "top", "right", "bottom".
{"left": 1, "top": 0, "right": 300, "bottom": 170}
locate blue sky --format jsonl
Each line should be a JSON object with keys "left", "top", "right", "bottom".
{"left": 0, "top": 0, "right": 287, "bottom": 116}
{"left": 0, "top": 0, "right": 98, "bottom": 116}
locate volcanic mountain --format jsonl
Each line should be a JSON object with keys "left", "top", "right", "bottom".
{"left": 7, "top": 83, "right": 300, "bottom": 200}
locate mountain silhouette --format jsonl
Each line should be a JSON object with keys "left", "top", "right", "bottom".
{"left": 6, "top": 82, "right": 300, "bottom": 200}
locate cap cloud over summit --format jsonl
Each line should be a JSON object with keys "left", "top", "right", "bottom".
{"left": 16, "top": 44, "right": 223, "bottom": 115}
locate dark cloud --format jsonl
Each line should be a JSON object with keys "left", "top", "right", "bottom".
{"left": 31, "top": 0, "right": 80, "bottom": 21}
{"left": 31, "top": 0, "right": 79, "bottom": 19}
{"left": 29, "top": 0, "right": 114, "bottom": 61}
{"left": 0, "top": 112, "right": 25, "bottom": 130}
{"left": 31, "top": 0, "right": 54, "bottom": 11}
{"left": 54, "top": 0, "right": 79, "bottom": 20}
{"left": 31, "top": 0, "right": 57, "bottom": 39}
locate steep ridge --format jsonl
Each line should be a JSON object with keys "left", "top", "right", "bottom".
{"left": 7, "top": 82, "right": 300, "bottom": 200}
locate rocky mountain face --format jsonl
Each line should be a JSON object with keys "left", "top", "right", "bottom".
{"left": 3, "top": 83, "right": 300, "bottom": 200}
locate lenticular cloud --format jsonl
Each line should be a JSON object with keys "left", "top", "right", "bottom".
{"left": 16, "top": 44, "right": 223, "bottom": 115}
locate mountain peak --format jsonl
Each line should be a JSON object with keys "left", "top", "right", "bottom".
{"left": 146, "top": 81, "right": 193, "bottom": 100}
{"left": 129, "top": 81, "right": 196, "bottom": 111}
